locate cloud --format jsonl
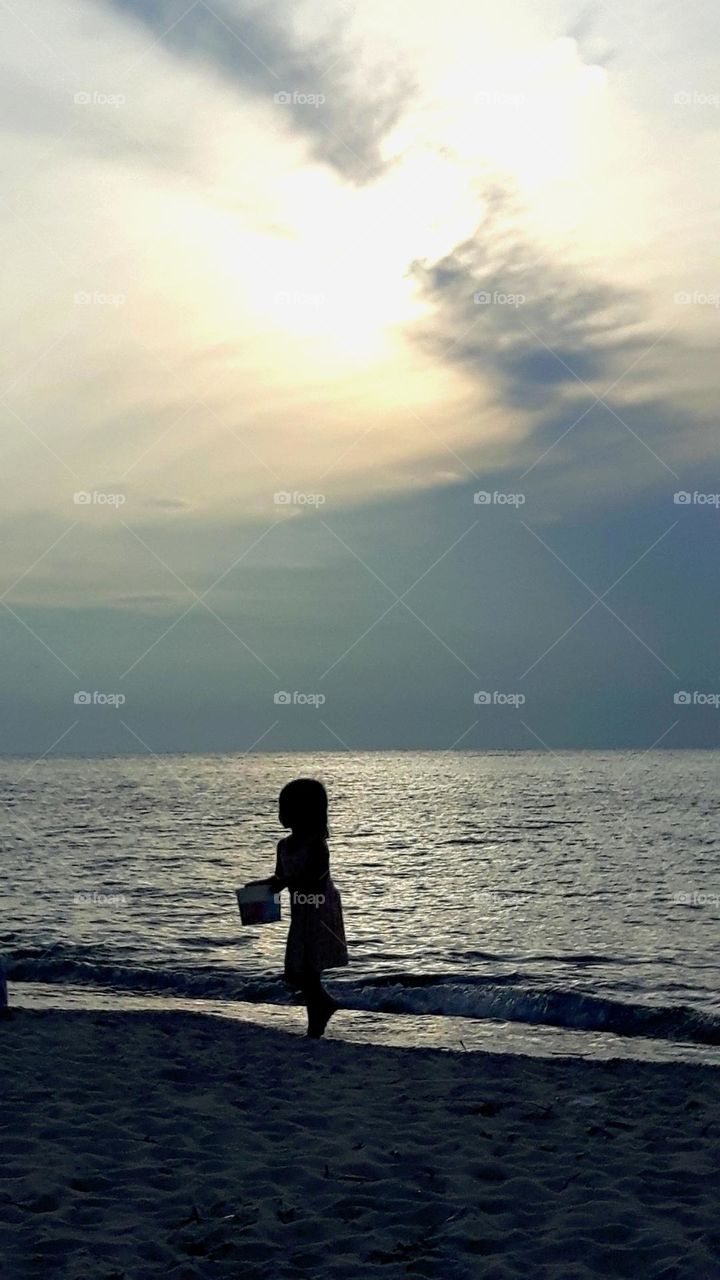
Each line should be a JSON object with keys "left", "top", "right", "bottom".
{"left": 410, "top": 187, "right": 655, "bottom": 408}
{"left": 406, "top": 184, "right": 720, "bottom": 500}
{"left": 565, "top": 5, "right": 616, "bottom": 68}
{"left": 108, "top": 0, "right": 411, "bottom": 182}
{"left": 2, "top": 0, "right": 718, "bottom": 606}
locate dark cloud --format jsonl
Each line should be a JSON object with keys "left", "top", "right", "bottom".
{"left": 109, "top": 0, "right": 411, "bottom": 182}
{"left": 410, "top": 189, "right": 659, "bottom": 409}
{"left": 406, "top": 187, "right": 718, "bottom": 493}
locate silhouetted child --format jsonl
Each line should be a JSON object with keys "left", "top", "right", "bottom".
{"left": 263, "top": 778, "right": 348, "bottom": 1037}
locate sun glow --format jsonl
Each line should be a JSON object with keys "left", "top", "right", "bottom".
{"left": 207, "top": 153, "right": 479, "bottom": 363}
{"left": 199, "top": 34, "right": 611, "bottom": 365}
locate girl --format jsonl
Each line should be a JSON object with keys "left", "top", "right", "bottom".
{"left": 260, "top": 778, "right": 348, "bottom": 1038}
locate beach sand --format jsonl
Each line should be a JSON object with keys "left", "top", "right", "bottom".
{"left": 1, "top": 1008, "right": 718, "bottom": 1279}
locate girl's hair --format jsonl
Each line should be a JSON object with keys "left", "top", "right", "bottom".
{"left": 279, "top": 777, "right": 329, "bottom": 839}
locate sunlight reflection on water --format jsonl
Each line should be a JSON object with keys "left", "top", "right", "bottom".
{"left": 3, "top": 751, "right": 719, "bottom": 1060}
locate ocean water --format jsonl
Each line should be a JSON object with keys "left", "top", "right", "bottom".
{"left": 3, "top": 751, "right": 719, "bottom": 1063}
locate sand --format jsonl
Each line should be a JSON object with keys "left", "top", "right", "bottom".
{"left": 1, "top": 1008, "right": 719, "bottom": 1280}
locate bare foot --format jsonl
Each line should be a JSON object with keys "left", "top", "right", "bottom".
{"left": 307, "top": 995, "right": 339, "bottom": 1039}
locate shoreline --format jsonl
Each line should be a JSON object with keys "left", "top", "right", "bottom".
{"left": 2, "top": 1007, "right": 719, "bottom": 1278}
{"left": 12, "top": 980, "right": 720, "bottom": 1067}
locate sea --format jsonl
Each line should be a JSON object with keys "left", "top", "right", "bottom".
{"left": 2, "top": 751, "right": 719, "bottom": 1064}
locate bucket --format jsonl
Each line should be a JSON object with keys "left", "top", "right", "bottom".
{"left": 236, "top": 883, "right": 281, "bottom": 926}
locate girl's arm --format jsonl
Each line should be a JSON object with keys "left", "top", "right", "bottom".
{"left": 251, "top": 840, "right": 328, "bottom": 892}
{"left": 244, "top": 845, "right": 287, "bottom": 892}
{"left": 269, "top": 841, "right": 288, "bottom": 892}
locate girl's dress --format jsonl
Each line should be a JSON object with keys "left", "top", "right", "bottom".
{"left": 274, "top": 836, "right": 348, "bottom": 985}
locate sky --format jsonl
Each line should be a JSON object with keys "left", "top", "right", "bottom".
{"left": 1, "top": 0, "right": 719, "bottom": 754}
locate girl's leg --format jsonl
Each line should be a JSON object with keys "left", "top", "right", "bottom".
{"left": 300, "top": 972, "right": 338, "bottom": 1038}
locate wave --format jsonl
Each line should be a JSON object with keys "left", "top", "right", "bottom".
{"left": 350, "top": 976, "right": 720, "bottom": 1046}
{"left": 460, "top": 949, "right": 664, "bottom": 967}
{"left": 4, "top": 949, "right": 289, "bottom": 1005}
{"left": 5, "top": 949, "right": 720, "bottom": 1047}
